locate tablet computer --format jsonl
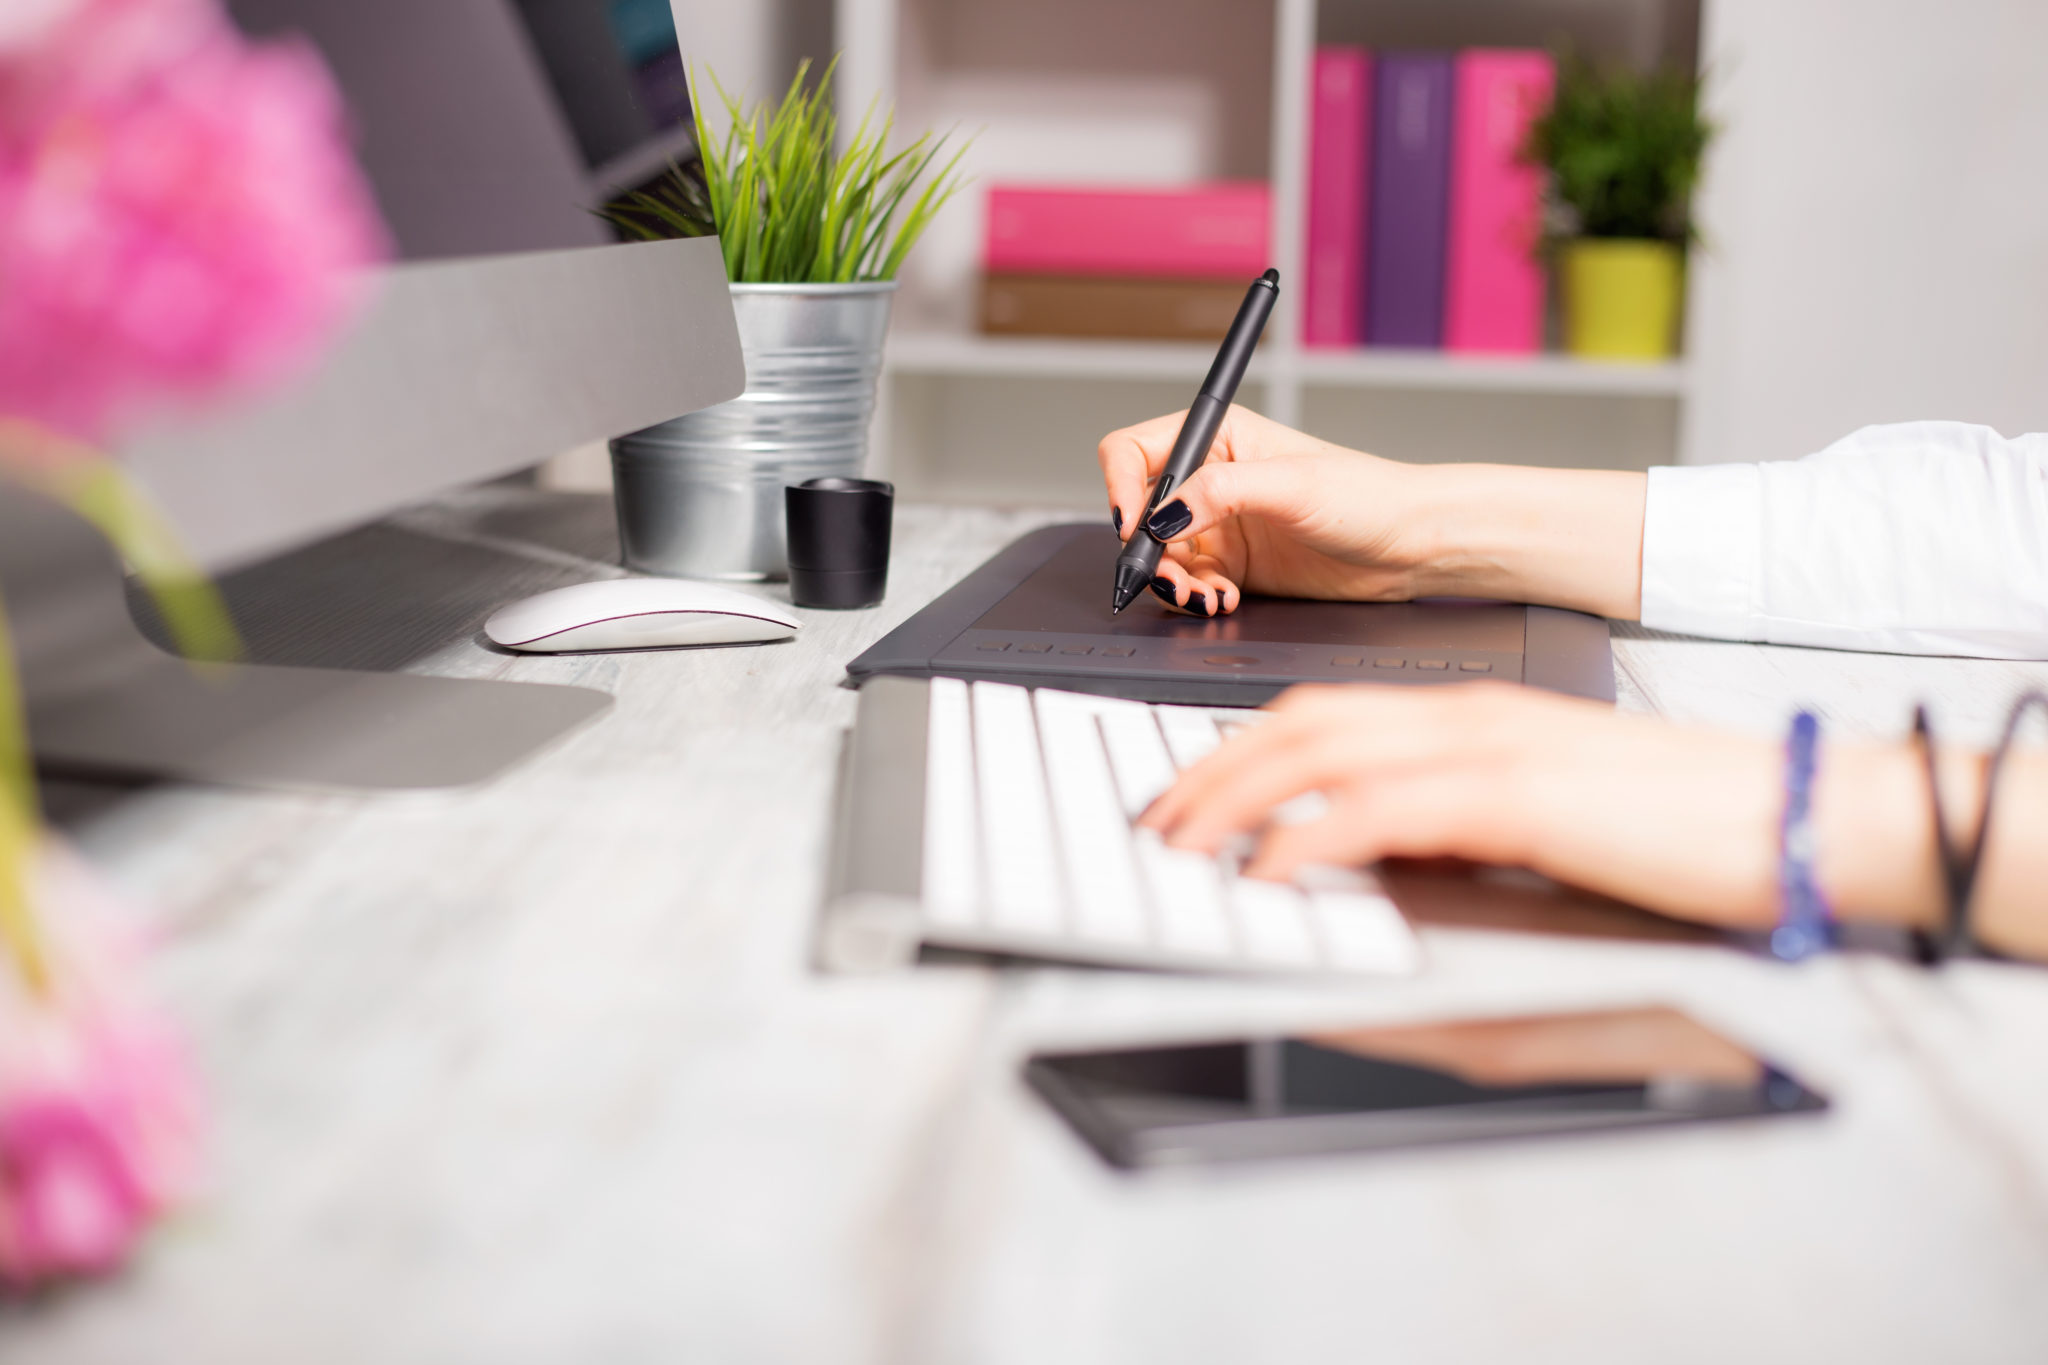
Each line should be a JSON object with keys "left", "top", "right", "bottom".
{"left": 1026, "top": 1007, "right": 1827, "bottom": 1170}
{"left": 847, "top": 523, "right": 1613, "bottom": 705}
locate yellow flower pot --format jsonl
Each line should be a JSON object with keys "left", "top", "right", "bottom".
{"left": 1560, "top": 238, "right": 1684, "bottom": 361}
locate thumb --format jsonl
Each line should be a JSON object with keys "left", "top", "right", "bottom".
{"left": 1141, "top": 457, "right": 1312, "bottom": 545}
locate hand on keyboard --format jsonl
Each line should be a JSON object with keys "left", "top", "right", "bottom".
{"left": 1140, "top": 682, "right": 1789, "bottom": 931}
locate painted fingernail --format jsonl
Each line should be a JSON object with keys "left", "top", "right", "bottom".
{"left": 1186, "top": 590, "right": 1208, "bottom": 615}
{"left": 1145, "top": 499, "right": 1192, "bottom": 539}
{"left": 1149, "top": 576, "right": 1179, "bottom": 607}
{"left": 1111, "top": 506, "right": 1123, "bottom": 532}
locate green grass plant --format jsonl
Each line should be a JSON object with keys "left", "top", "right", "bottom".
{"left": 1526, "top": 56, "right": 1713, "bottom": 244}
{"left": 602, "top": 58, "right": 968, "bottom": 283}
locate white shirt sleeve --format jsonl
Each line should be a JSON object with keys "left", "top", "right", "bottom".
{"left": 1640, "top": 421, "right": 2048, "bottom": 658}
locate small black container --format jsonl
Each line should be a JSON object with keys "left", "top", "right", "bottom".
{"left": 784, "top": 477, "right": 894, "bottom": 609}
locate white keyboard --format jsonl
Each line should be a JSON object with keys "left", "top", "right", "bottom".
{"left": 823, "top": 676, "right": 1420, "bottom": 977}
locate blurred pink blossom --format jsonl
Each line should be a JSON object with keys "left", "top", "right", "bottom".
{"left": 0, "top": 0, "right": 388, "bottom": 447}
{"left": 0, "top": 841, "right": 200, "bottom": 1287}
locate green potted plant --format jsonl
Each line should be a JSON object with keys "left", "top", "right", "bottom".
{"left": 1526, "top": 57, "right": 1713, "bottom": 361}
{"left": 598, "top": 59, "right": 965, "bottom": 580}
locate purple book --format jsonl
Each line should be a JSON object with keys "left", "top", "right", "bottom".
{"left": 1366, "top": 53, "right": 1455, "bottom": 348}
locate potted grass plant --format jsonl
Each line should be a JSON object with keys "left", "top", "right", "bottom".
{"left": 598, "top": 59, "right": 966, "bottom": 581}
{"left": 1526, "top": 57, "right": 1713, "bottom": 361}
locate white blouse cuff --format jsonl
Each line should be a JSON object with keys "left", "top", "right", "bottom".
{"left": 1639, "top": 463, "right": 1763, "bottom": 638}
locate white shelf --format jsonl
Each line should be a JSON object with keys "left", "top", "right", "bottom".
{"left": 886, "top": 328, "right": 1685, "bottom": 397}
{"left": 1295, "top": 347, "right": 1689, "bottom": 397}
{"left": 586, "top": 123, "right": 696, "bottom": 198}
{"left": 885, "top": 330, "right": 1277, "bottom": 383}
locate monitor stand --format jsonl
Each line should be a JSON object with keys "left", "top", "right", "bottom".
{"left": 2, "top": 487, "right": 611, "bottom": 791}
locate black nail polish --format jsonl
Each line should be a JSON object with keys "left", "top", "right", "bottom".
{"left": 1186, "top": 590, "right": 1208, "bottom": 615}
{"left": 1149, "top": 576, "right": 1178, "bottom": 607}
{"left": 1145, "top": 499, "right": 1192, "bottom": 540}
{"left": 1111, "top": 506, "right": 1123, "bottom": 532}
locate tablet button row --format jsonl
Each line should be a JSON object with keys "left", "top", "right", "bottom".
{"left": 971, "top": 641, "right": 1140, "bottom": 659}
{"left": 1324, "top": 656, "right": 1494, "bottom": 674}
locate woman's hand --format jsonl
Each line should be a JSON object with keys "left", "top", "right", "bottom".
{"left": 1140, "top": 682, "right": 1948, "bottom": 933}
{"left": 1098, "top": 406, "right": 1435, "bottom": 616}
{"left": 1098, "top": 407, "right": 1648, "bottom": 620}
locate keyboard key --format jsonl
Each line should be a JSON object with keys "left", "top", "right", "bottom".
{"left": 1416, "top": 659, "right": 1449, "bottom": 671}
{"left": 1373, "top": 658, "right": 1405, "bottom": 669}
{"left": 1459, "top": 660, "right": 1491, "bottom": 672}
{"left": 1134, "top": 831, "right": 1234, "bottom": 957}
{"left": 1156, "top": 706, "right": 1223, "bottom": 770}
{"left": 1096, "top": 701, "right": 1178, "bottom": 818}
{"left": 970, "top": 683, "right": 1063, "bottom": 933}
{"left": 1331, "top": 655, "right": 1363, "bottom": 666}
{"left": 1101, "top": 646, "right": 1135, "bottom": 657}
{"left": 975, "top": 642, "right": 1010, "bottom": 651}
{"left": 1310, "top": 890, "right": 1420, "bottom": 974}
{"left": 921, "top": 678, "right": 980, "bottom": 927}
{"left": 1016, "top": 642, "right": 1053, "bottom": 654}
{"left": 1061, "top": 645, "right": 1094, "bottom": 655}
{"left": 1227, "top": 878, "right": 1320, "bottom": 968}
{"left": 1035, "top": 691, "right": 1148, "bottom": 944}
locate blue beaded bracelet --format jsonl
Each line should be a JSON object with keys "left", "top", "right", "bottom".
{"left": 1773, "top": 710, "right": 1836, "bottom": 962}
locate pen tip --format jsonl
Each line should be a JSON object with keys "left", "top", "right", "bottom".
{"left": 1260, "top": 267, "right": 1279, "bottom": 285}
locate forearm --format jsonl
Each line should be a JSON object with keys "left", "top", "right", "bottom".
{"left": 1817, "top": 744, "right": 2048, "bottom": 961}
{"left": 1402, "top": 464, "right": 1646, "bottom": 619}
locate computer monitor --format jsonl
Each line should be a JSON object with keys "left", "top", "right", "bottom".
{"left": 0, "top": 3, "right": 743, "bottom": 790}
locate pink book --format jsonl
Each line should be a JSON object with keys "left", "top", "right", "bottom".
{"left": 1303, "top": 47, "right": 1372, "bottom": 347}
{"left": 982, "top": 183, "right": 1270, "bottom": 279}
{"left": 1444, "top": 50, "right": 1555, "bottom": 354}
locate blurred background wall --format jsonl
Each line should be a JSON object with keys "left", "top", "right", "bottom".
{"left": 1683, "top": 0, "right": 2048, "bottom": 465}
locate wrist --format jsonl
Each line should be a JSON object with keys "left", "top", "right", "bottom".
{"left": 1813, "top": 741, "right": 1977, "bottom": 932}
{"left": 1398, "top": 465, "right": 1646, "bottom": 617}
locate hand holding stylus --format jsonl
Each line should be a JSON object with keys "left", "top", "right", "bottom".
{"left": 1099, "top": 405, "right": 1649, "bottom": 621}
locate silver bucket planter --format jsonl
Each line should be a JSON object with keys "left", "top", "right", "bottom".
{"left": 611, "top": 280, "right": 895, "bottom": 580}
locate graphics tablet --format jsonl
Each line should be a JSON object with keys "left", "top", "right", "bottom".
{"left": 847, "top": 523, "right": 1613, "bottom": 705}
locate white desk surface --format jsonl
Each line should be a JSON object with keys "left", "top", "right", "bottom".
{"left": 10, "top": 488, "right": 2048, "bottom": 1364}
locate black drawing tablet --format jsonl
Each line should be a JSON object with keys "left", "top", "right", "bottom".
{"left": 847, "top": 524, "right": 1613, "bottom": 706}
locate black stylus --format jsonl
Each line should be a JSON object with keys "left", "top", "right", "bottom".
{"left": 1110, "top": 268, "right": 1280, "bottom": 613}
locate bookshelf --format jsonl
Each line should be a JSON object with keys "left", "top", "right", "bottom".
{"left": 832, "top": 0, "right": 1702, "bottom": 506}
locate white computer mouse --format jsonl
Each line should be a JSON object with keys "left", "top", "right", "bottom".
{"left": 484, "top": 578, "right": 800, "bottom": 652}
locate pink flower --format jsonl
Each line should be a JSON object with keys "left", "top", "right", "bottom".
{"left": 0, "top": 0, "right": 388, "bottom": 447}
{"left": 0, "top": 840, "right": 200, "bottom": 1288}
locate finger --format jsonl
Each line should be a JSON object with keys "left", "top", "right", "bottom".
{"left": 1098, "top": 410, "right": 1191, "bottom": 540}
{"left": 1162, "top": 727, "right": 1382, "bottom": 854}
{"left": 1141, "top": 709, "right": 1330, "bottom": 833}
{"left": 1145, "top": 684, "right": 1540, "bottom": 836}
{"left": 1245, "top": 769, "right": 1529, "bottom": 881}
{"left": 1140, "top": 454, "right": 1312, "bottom": 546}
{"left": 1145, "top": 569, "right": 1214, "bottom": 618}
{"left": 1146, "top": 557, "right": 1197, "bottom": 604}
{"left": 1178, "top": 550, "right": 1240, "bottom": 614}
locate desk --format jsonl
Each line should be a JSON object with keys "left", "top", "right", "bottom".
{"left": 11, "top": 488, "right": 2048, "bottom": 1364}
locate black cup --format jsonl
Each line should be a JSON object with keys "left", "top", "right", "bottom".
{"left": 784, "top": 477, "right": 894, "bottom": 609}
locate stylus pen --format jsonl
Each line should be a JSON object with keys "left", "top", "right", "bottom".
{"left": 1110, "top": 267, "right": 1280, "bottom": 614}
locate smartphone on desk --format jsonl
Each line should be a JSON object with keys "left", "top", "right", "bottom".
{"left": 1025, "top": 1006, "right": 1826, "bottom": 1171}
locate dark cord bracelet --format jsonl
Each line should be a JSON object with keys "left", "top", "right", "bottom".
{"left": 1912, "top": 690, "right": 2048, "bottom": 961}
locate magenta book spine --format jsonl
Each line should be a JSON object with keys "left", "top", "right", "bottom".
{"left": 1444, "top": 50, "right": 1556, "bottom": 354}
{"left": 982, "top": 184, "right": 1271, "bottom": 278}
{"left": 1302, "top": 47, "right": 1372, "bottom": 347}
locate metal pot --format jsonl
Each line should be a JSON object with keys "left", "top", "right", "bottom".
{"left": 610, "top": 280, "right": 895, "bottom": 580}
